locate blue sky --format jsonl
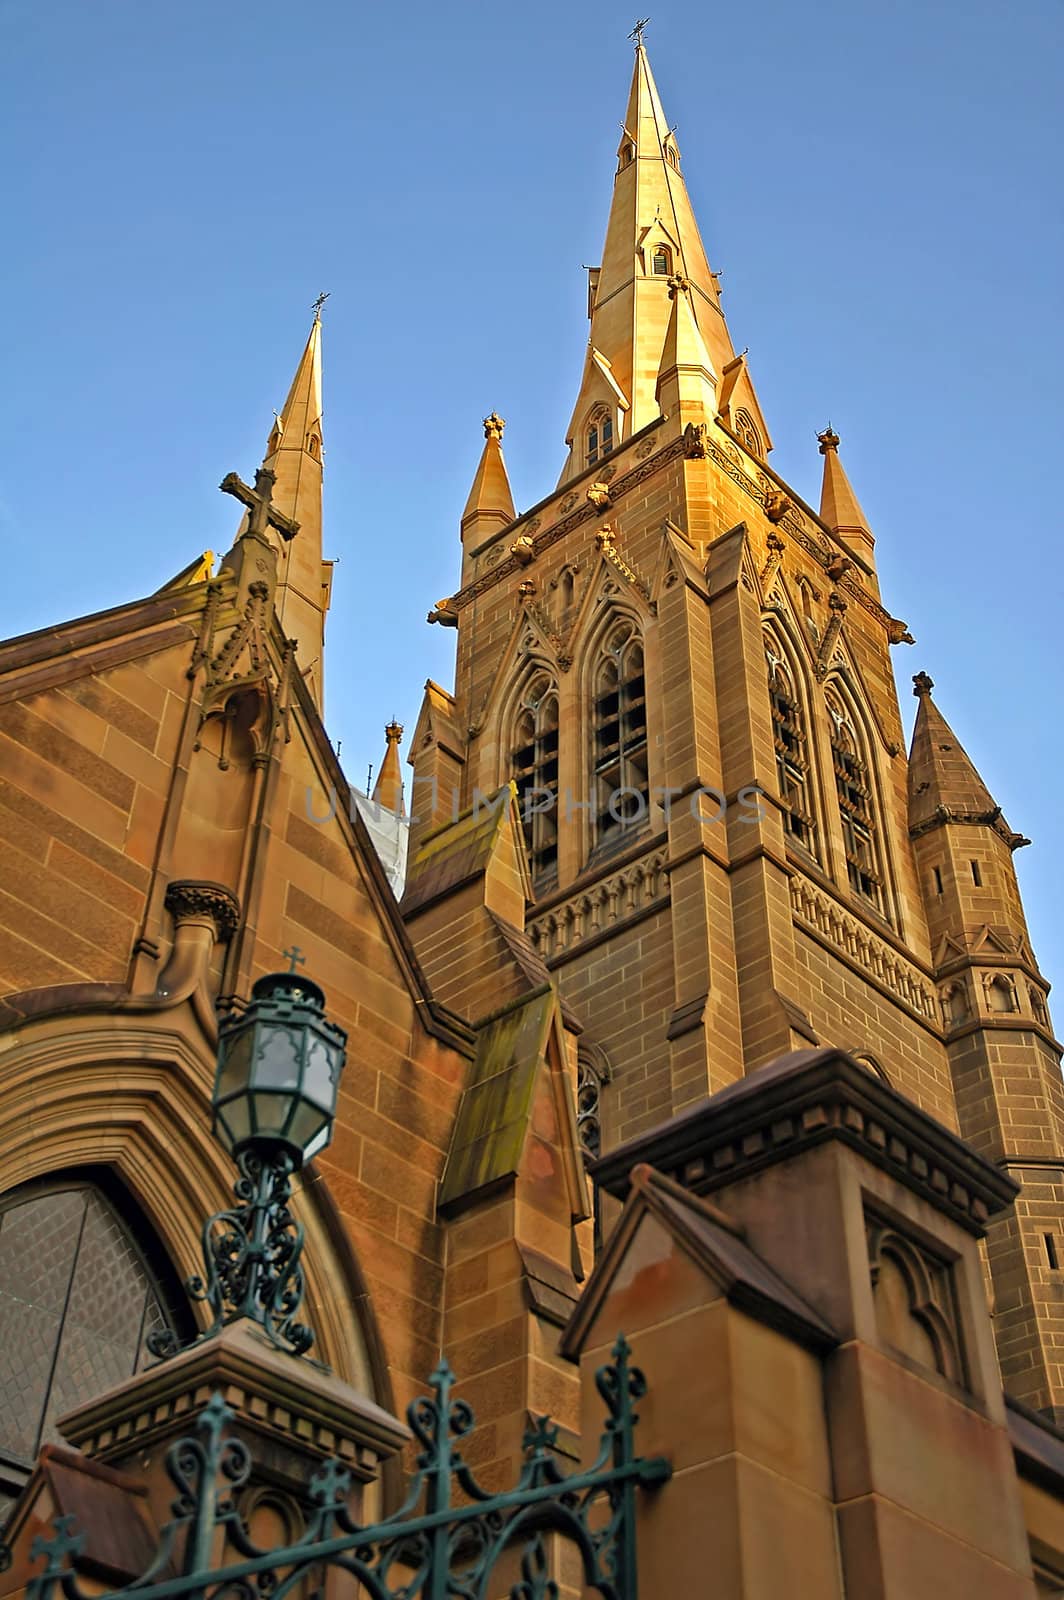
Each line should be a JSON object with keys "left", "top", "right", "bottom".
{"left": 2, "top": 0, "right": 1062, "bottom": 994}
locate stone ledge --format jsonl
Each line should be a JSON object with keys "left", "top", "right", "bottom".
{"left": 591, "top": 1048, "right": 1019, "bottom": 1237}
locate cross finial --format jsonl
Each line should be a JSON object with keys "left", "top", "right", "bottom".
{"left": 220, "top": 466, "right": 300, "bottom": 543}
{"left": 483, "top": 411, "right": 505, "bottom": 441}
{"left": 912, "top": 671, "right": 935, "bottom": 699}
{"left": 629, "top": 16, "right": 650, "bottom": 47}
{"left": 283, "top": 944, "right": 306, "bottom": 974}
{"left": 311, "top": 291, "right": 330, "bottom": 322}
{"left": 817, "top": 425, "right": 841, "bottom": 455}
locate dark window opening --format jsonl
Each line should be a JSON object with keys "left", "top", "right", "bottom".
{"left": 1046, "top": 1233, "right": 1059, "bottom": 1271}
{"left": 593, "top": 624, "right": 649, "bottom": 853}
{"left": 767, "top": 650, "right": 816, "bottom": 857}
{"left": 587, "top": 411, "right": 613, "bottom": 467}
{"left": 512, "top": 677, "right": 560, "bottom": 889}
{"left": 971, "top": 860, "right": 982, "bottom": 887}
{"left": 933, "top": 866, "right": 943, "bottom": 895}
{"left": 828, "top": 696, "right": 884, "bottom": 913}
{"left": 651, "top": 246, "right": 671, "bottom": 276}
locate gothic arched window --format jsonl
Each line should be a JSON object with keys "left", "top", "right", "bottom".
{"left": 586, "top": 407, "right": 614, "bottom": 468}
{"left": 765, "top": 639, "right": 817, "bottom": 857}
{"left": 651, "top": 245, "right": 672, "bottom": 277}
{"left": 735, "top": 409, "right": 762, "bottom": 458}
{"left": 592, "top": 620, "right": 649, "bottom": 852}
{"left": 512, "top": 672, "right": 560, "bottom": 887}
{"left": 0, "top": 1176, "right": 186, "bottom": 1516}
{"left": 825, "top": 688, "right": 885, "bottom": 914}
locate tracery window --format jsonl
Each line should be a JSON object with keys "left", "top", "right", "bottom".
{"left": 592, "top": 620, "right": 649, "bottom": 852}
{"left": 651, "top": 245, "right": 672, "bottom": 277}
{"left": 765, "top": 641, "right": 816, "bottom": 856}
{"left": 734, "top": 408, "right": 762, "bottom": 458}
{"left": 0, "top": 1177, "right": 184, "bottom": 1516}
{"left": 586, "top": 407, "right": 614, "bottom": 468}
{"left": 826, "top": 689, "right": 884, "bottom": 913}
{"left": 511, "top": 672, "right": 560, "bottom": 886}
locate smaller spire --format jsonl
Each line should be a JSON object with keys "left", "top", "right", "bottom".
{"left": 655, "top": 273, "right": 717, "bottom": 421}
{"left": 461, "top": 413, "right": 517, "bottom": 546}
{"left": 908, "top": 673, "right": 1026, "bottom": 848}
{"left": 372, "top": 720, "right": 406, "bottom": 815}
{"left": 817, "top": 425, "right": 875, "bottom": 568}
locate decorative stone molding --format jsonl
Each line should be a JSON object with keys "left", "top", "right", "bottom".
{"left": 866, "top": 1212, "right": 965, "bottom": 1384}
{"left": 591, "top": 1047, "right": 1020, "bottom": 1237}
{"left": 789, "top": 871, "right": 938, "bottom": 1023}
{"left": 529, "top": 851, "right": 668, "bottom": 961}
{"left": 164, "top": 880, "right": 241, "bottom": 941}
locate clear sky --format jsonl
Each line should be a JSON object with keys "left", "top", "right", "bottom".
{"left": 2, "top": 0, "right": 1062, "bottom": 994}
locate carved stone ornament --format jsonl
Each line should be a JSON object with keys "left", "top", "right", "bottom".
{"left": 635, "top": 437, "right": 656, "bottom": 460}
{"left": 427, "top": 596, "right": 459, "bottom": 627}
{"left": 191, "top": 583, "right": 296, "bottom": 769}
{"left": 164, "top": 880, "right": 241, "bottom": 941}
{"left": 517, "top": 579, "right": 537, "bottom": 600}
{"left": 683, "top": 422, "right": 709, "bottom": 459}
{"left": 763, "top": 490, "right": 791, "bottom": 525}
{"left": 586, "top": 482, "right": 612, "bottom": 509}
{"left": 866, "top": 1213, "right": 965, "bottom": 1385}
{"left": 510, "top": 534, "right": 536, "bottom": 566}
{"left": 560, "top": 492, "right": 578, "bottom": 514}
{"left": 886, "top": 618, "right": 915, "bottom": 645}
{"left": 483, "top": 411, "right": 506, "bottom": 440}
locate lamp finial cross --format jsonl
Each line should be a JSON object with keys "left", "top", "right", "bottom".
{"left": 283, "top": 945, "right": 306, "bottom": 975}
{"left": 311, "top": 290, "right": 330, "bottom": 321}
{"left": 220, "top": 466, "right": 300, "bottom": 544}
{"left": 629, "top": 17, "right": 650, "bottom": 48}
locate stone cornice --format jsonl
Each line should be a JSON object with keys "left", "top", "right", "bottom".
{"left": 591, "top": 1047, "right": 1019, "bottom": 1236}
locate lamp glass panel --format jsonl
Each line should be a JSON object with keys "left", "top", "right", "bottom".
{"left": 304, "top": 1035, "right": 336, "bottom": 1108}
{"left": 216, "top": 1029, "right": 254, "bottom": 1096}
{"left": 287, "top": 1101, "right": 328, "bottom": 1153}
{"left": 252, "top": 1092, "right": 290, "bottom": 1138}
{"left": 254, "top": 1025, "right": 302, "bottom": 1090}
{"left": 217, "top": 1098, "right": 251, "bottom": 1149}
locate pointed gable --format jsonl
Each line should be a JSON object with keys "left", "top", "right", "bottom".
{"left": 560, "top": 1164, "right": 836, "bottom": 1359}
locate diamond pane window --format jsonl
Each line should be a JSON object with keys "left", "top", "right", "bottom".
{"left": 765, "top": 643, "right": 817, "bottom": 857}
{"left": 0, "top": 1179, "right": 184, "bottom": 1518}
{"left": 826, "top": 688, "right": 886, "bottom": 915}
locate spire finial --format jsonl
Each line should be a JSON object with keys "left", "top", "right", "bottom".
{"left": 913, "top": 671, "right": 935, "bottom": 698}
{"left": 311, "top": 291, "right": 330, "bottom": 323}
{"left": 817, "top": 425, "right": 840, "bottom": 454}
{"left": 385, "top": 718, "right": 404, "bottom": 743}
{"left": 483, "top": 412, "right": 506, "bottom": 440}
{"left": 629, "top": 16, "right": 650, "bottom": 47}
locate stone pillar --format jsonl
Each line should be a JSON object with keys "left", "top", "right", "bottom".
{"left": 587, "top": 1048, "right": 1044, "bottom": 1597}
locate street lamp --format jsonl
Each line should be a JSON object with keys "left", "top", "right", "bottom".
{"left": 150, "top": 948, "right": 347, "bottom": 1362}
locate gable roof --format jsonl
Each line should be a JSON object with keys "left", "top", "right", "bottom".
{"left": 560, "top": 1163, "right": 836, "bottom": 1359}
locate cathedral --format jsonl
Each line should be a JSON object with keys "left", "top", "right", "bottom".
{"left": 2, "top": 34, "right": 1064, "bottom": 1599}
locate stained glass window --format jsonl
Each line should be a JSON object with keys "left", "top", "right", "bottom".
{"left": 0, "top": 1179, "right": 183, "bottom": 1519}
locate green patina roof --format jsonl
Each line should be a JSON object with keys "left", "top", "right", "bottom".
{"left": 438, "top": 987, "right": 555, "bottom": 1213}
{"left": 401, "top": 784, "right": 520, "bottom": 916}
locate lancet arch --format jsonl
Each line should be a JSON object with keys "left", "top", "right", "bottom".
{"left": 763, "top": 614, "right": 821, "bottom": 861}
{"left": 822, "top": 672, "right": 894, "bottom": 923}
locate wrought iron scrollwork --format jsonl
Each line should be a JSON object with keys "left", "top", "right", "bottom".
{"left": 148, "top": 1147, "right": 313, "bottom": 1362}
{"left": 16, "top": 1335, "right": 669, "bottom": 1600}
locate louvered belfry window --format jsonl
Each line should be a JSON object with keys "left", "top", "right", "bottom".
{"left": 512, "top": 673, "right": 560, "bottom": 887}
{"left": 593, "top": 621, "right": 649, "bottom": 851}
{"left": 766, "top": 647, "right": 816, "bottom": 855}
{"left": 827, "top": 692, "right": 883, "bottom": 910}
{"left": 0, "top": 1179, "right": 181, "bottom": 1516}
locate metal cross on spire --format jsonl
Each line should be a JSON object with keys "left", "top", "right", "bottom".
{"left": 311, "top": 291, "right": 330, "bottom": 321}
{"left": 629, "top": 16, "right": 650, "bottom": 47}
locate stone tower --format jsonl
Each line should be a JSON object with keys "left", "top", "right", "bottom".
{"left": 405, "top": 39, "right": 1064, "bottom": 1415}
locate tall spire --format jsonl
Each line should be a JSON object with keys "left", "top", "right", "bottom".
{"left": 560, "top": 35, "right": 748, "bottom": 481}
{"left": 817, "top": 427, "right": 875, "bottom": 568}
{"left": 261, "top": 308, "right": 330, "bottom": 710}
{"left": 372, "top": 720, "right": 406, "bottom": 815}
